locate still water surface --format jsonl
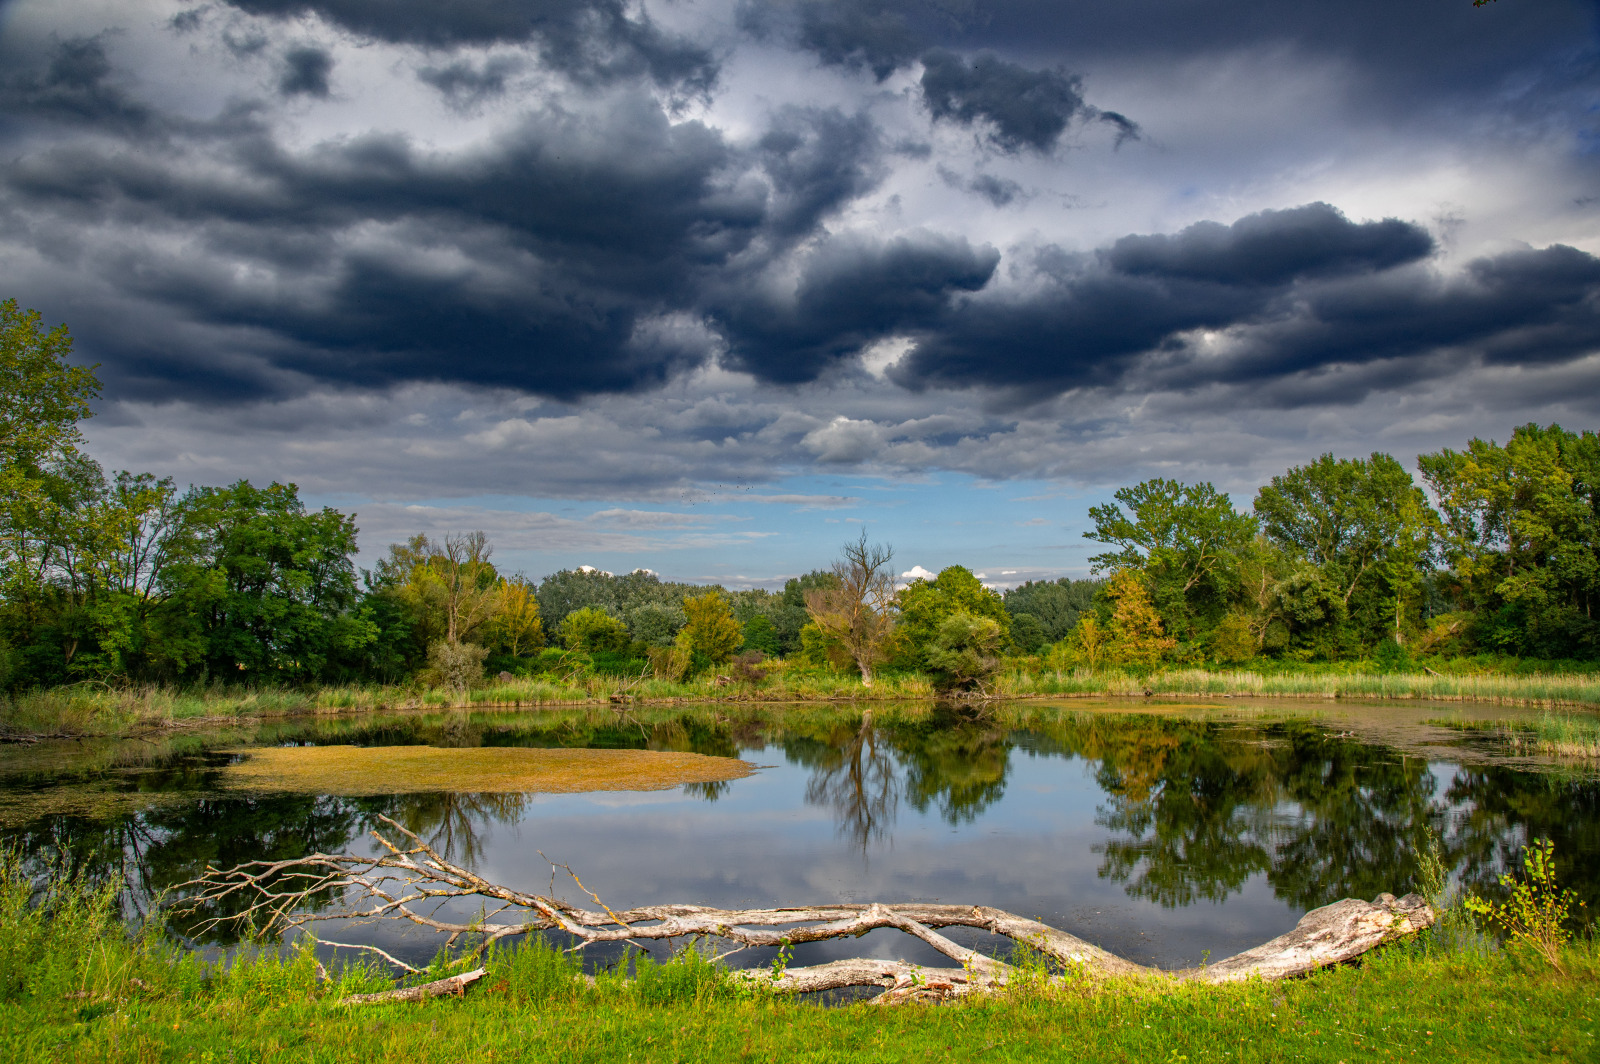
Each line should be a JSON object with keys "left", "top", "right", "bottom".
{"left": 3, "top": 700, "right": 1596, "bottom": 972}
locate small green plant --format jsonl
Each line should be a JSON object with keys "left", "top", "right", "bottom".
{"left": 1464, "top": 837, "right": 1585, "bottom": 972}
{"left": 1411, "top": 825, "right": 1478, "bottom": 943}
{"left": 768, "top": 936, "right": 793, "bottom": 982}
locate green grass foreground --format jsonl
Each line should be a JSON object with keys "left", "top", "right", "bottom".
{"left": 5, "top": 662, "right": 1600, "bottom": 740}
{"left": 2, "top": 858, "right": 1598, "bottom": 1063}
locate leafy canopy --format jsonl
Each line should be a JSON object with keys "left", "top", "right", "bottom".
{"left": 896, "top": 565, "right": 1010, "bottom": 664}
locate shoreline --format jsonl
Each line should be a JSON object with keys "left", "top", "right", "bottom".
{"left": 6, "top": 667, "right": 1600, "bottom": 743}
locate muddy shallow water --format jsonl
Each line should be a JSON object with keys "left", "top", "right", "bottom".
{"left": 3, "top": 697, "right": 1596, "bottom": 973}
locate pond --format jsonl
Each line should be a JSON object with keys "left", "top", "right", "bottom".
{"left": 2, "top": 699, "right": 1596, "bottom": 975}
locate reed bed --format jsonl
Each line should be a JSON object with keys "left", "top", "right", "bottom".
{"left": 4, "top": 664, "right": 1598, "bottom": 740}
{"left": 1002, "top": 667, "right": 1600, "bottom": 706}
{"left": 1427, "top": 710, "right": 1600, "bottom": 760}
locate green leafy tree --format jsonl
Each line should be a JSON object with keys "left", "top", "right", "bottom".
{"left": 1086, "top": 480, "right": 1257, "bottom": 642}
{"left": 1207, "top": 612, "right": 1257, "bottom": 665}
{"left": 682, "top": 590, "right": 743, "bottom": 664}
{"left": 158, "top": 481, "right": 374, "bottom": 683}
{"left": 557, "top": 606, "right": 631, "bottom": 652}
{"left": 1420, "top": 424, "right": 1600, "bottom": 656}
{"left": 482, "top": 577, "right": 544, "bottom": 657}
{"left": 1008, "top": 612, "right": 1047, "bottom": 653}
{"left": 895, "top": 565, "right": 1010, "bottom": 666}
{"left": 389, "top": 532, "right": 501, "bottom": 646}
{"left": 1235, "top": 535, "right": 1296, "bottom": 655}
{"left": 776, "top": 570, "right": 838, "bottom": 653}
{"left": 1003, "top": 577, "right": 1103, "bottom": 643}
{"left": 1254, "top": 453, "right": 1432, "bottom": 609}
{"left": 0, "top": 299, "right": 100, "bottom": 603}
{"left": 797, "top": 620, "right": 853, "bottom": 670}
{"left": 1052, "top": 613, "right": 1112, "bottom": 671}
{"left": 627, "top": 603, "right": 684, "bottom": 647}
{"left": 923, "top": 611, "right": 1004, "bottom": 693}
{"left": 739, "top": 613, "right": 781, "bottom": 655}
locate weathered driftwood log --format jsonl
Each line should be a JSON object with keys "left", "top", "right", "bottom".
{"left": 339, "top": 967, "right": 487, "bottom": 1006}
{"left": 178, "top": 816, "right": 1433, "bottom": 1003}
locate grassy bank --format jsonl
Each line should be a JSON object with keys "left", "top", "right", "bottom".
{"left": 1, "top": 855, "right": 1596, "bottom": 1063}
{"left": 5, "top": 663, "right": 1600, "bottom": 740}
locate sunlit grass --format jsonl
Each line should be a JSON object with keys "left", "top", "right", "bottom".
{"left": 1, "top": 849, "right": 1597, "bottom": 1063}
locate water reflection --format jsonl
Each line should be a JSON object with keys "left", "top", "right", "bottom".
{"left": 787, "top": 713, "right": 899, "bottom": 850}
{"left": 4, "top": 705, "right": 1598, "bottom": 952}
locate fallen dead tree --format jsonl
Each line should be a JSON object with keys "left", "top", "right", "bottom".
{"left": 177, "top": 816, "right": 1434, "bottom": 1004}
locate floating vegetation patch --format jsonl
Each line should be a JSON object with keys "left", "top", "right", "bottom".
{"left": 219, "top": 744, "right": 756, "bottom": 795}
{"left": 0, "top": 785, "right": 191, "bottom": 827}
{"left": 1427, "top": 711, "right": 1600, "bottom": 760}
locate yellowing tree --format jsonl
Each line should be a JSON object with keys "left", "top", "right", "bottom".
{"left": 484, "top": 578, "right": 544, "bottom": 656}
{"left": 1106, "top": 569, "right": 1175, "bottom": 668}
{"left": 393, "top": 531, "right": 500, "bottom": 645}
{"left": 682, "top": 590, "right": 742, "bottom": 664}
{"left": 1052, "top": 613, "right": 1111, "bottom": 672}
{"left": 804, "top": 531, "right": 897, "bottom": 685}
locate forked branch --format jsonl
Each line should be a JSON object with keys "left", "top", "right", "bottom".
{"left": 176, "top": 816, "right": 1434, "bottom": 1003}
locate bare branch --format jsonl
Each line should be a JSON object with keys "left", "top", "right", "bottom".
{"left": 339, "top": 967, "right": 487, "bottom": 1006}
{"left": 175, "top": 822, "right": 1434, "bottom": 1003}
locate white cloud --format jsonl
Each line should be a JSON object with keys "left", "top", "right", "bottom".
{"left": 901, "top": 565, "right": 935, "bottom": 581}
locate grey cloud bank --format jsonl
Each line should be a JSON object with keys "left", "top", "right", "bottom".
{"left": 2, "top": 0, "right": 1598, "bottom": 579}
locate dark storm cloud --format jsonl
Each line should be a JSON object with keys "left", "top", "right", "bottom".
{"left": 896, "top": 208, "right": 1600, "bottom": 404}
{"left": 1107, "top": 203, "right": 1434, "bottom": 286}
{"left": 757, "top": 107, "right": 885, "bottom": 241}
{"left": 169, "top": 8, "right": 207, "bottom": 34}
{"left": 739, "top": 0, "right": 924, "bottom": 81}
{"left": 279, "top": 46, "right": 333, "bottom": 97}
{"left": 1, "top": 94, "right": 769, "bottom": 399}
{"left": 417, "top": 57, "right": 523, "bottom": 106}
{"left": 936, "top": 165, "right": 1022, "bottom": 207}
{"left": 0, "top": 25, "right": 927, "bottom": 404}
{"left": 1204, "top": 244, "right": 1600, "bottom": 392}
{"left": 209, "top": 0, "right": 719, "bottom": 91}
{"left": 712, "top": 231, "right": 999, "bottom": 381}
{"left": 920, "top": 49, "right": 1098, "bottom": 153}
{"left": 740, "top": 7, "right": 1134, "bottom": 152}
{"left": 0, "top": 37, "right": 154, "bottom": 132}
{"left": 757, "top": 0, "right": 1591, "bottom": 106}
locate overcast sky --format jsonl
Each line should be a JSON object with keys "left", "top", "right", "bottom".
{"left": 2, "top": 0, "right": 1598, "bottom": 586}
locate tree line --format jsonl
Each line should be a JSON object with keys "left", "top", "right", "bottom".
{"left": 2, "top": 299, "right": 1596, "bottom": 692}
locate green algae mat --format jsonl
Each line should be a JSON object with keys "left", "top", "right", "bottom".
{"left": 220, "top": 744, "right": 755, "bottom": 795}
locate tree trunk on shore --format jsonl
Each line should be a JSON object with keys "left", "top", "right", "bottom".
{"left": 180, "top": 817, "right": 1434, "bottom": 1004}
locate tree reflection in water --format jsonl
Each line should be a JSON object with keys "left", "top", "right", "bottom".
{"left": 892, "top": 706, "right": 1011, "bottom": 825}
{"left": 787, "top": 712, "right": 899, "bottom": 851}
{"left": 6, "top": 706, "right": 1600, "bottom": 939}
{"left": 1053, "top": 718, "right": 1447, "bottom": 909}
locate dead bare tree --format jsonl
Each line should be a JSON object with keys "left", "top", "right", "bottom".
{"left": 177, "top": 817, "right": 1434, "bottom": 1005}
{"left": 804, "top": 531, "right": 897, "bottom": 686}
